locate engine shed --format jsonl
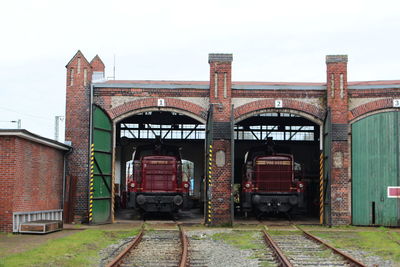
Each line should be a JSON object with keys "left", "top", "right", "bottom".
{"left": 65, "top": 51, "right": 400, "bottom": 227}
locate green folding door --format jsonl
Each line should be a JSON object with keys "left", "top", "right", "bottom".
{"left": 91, "top": 106, "right": 113, "bottom": 223}
{"left": 352, "top": 111, "right": 400, "bottom": 226}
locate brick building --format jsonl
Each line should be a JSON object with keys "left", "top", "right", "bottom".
{"left": 65, "top": 51, "right": 400, "bottom": 226}
{"left": 0, "top": 130, "right": 70, "bottom": 232}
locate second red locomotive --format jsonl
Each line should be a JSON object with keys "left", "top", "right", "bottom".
{"left": 127, "top": 140, "right": 190, "bottom": 213}
{"left": 241, "top": 142, "right": 306, "bottom": 215}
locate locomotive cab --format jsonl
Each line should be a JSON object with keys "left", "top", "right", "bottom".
{"left": 127, "top": 141, "right": 190, "bottom": 213}
{"left": 241, "top": 147, "right": 306, "bottom": 214}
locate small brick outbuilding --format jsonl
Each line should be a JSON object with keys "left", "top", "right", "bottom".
{"left": 0, "top": 130, "right": 70, "bottom": 232}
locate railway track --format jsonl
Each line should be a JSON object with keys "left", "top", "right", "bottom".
{"left": 106, "top": 224, "right": 188, "bottom": 267}
{"left": 262, "top": 226, "right": 367, "bottom": 267}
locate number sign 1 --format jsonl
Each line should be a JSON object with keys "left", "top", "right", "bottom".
{"left": 157, "top": 98, "right": 165, "bottom": 107}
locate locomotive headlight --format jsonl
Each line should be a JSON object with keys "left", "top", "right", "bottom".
{"left": 183, "top": 183, "right": 189, "bottom": 188}
{"left": 130, "top": 183, "right": 135, "bottom": 188}
{"left": 245, "top": 183, "right": 251, "bottom": 188}
{"left": 298, "top": 183, "right": 304, "bottom": 188}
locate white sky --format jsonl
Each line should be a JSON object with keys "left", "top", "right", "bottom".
{"left": 1, "top": 0, "right": 399, "bottom": 140}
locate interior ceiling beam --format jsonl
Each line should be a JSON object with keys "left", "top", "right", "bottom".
{"left": 236, "top": 116, "right": 317, "bottom": 126}
{"left": 120, "top": 126, "right": 203, "bottom": 131}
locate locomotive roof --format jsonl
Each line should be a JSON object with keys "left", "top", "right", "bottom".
{"left": 245, "top": 143, "right": 292, "bottom": 163}
{"left": 133, "top": 142, "right": 181, "bottom": 160}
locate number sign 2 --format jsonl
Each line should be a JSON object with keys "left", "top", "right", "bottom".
{"left": 275, "top": 99, "right": 283, "bottom": 108}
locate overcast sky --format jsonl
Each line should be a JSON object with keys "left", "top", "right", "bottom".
{"left": 1, "top": 0, "right": 399, "bottom": 140}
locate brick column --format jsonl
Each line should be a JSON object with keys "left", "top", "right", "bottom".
{"left": 208, "top": 54, "right": 233, "bottom": 225}
{"left": 65, "top": 51, "right": 93, "bottom": 222}
{"left": 326, "top": 55, "right": 351, "bottom": 225}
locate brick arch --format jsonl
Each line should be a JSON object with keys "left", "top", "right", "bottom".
{"left": 234, "top": 99, "right": 325, "bottom": 124}
{"left": 108, "top": 97, "right": 208, "bottom": 123}
{"left": 349, "top": 98, "right": 396, "bottom": 122}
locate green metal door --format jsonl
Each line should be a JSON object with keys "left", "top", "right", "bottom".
{"left": 90, "top": 106, "right": 113, "bottom": 224}
{"left": 352, "top": 111, "right": 400, "bottom": 226}
{"left": 323, "top": 109, "right": 332, "bottom": 225}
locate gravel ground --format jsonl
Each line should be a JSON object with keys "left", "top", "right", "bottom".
{"left": 313, "top": 235, "right": 396, "bottom": 267}
{"left": 89, "top": 227, "right": 399, "bottom": 267}
{"left": 340, "top": 249, "right": 395, "bottom": 267}
{"left": 98, "top": 235, "right": 137, "bottom": 267}
{"left": 187, "top": 229, "right": 277, "bottom": 267}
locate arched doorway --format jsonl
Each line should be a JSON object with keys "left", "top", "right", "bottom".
{"left": 234, "top": 109, "right": 323, "bottom": 222}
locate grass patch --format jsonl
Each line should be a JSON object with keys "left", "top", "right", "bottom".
{"left": 311, "top": 230, "right": 400, "bottom": 263}
{"left": 0, "top": 228, "right": 139, "bottom": 267}
{"left": 211, "top": 231, "right": 261, "bottom": 250}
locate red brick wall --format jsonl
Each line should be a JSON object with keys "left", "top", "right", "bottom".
{"left": 208, "top": 54, "right": 233, "bottom": 225}
{"left": 326, "top": 55, "right": 350, "bottom": 225}
{"left": 234, "top": 99, "right": 325, "bottom": 121}
{"left": 0, "top": 137, "right": 64, "bottom": 232}
{"left": 330, "top": 142, "right": 350, "bottom": 224}
{"left": 107, "top": 97, "right": 207, "bottom": 121}
{"left": 0, "top": 137, "right": 16, "bottom": 232}
{"left": 65, "top": 51, "right": 92, "bottom": 222}
{"left": 209, "top": 140, "right": 232, "bottom": 225}
{"left": 90, "top": 55, "right": 105, "bottom": 72}
{"left": 349, "top": 98, "right": 395, "bottom": 121}
{"left": 209, "top": 54, "right": 232, "bottom": 122}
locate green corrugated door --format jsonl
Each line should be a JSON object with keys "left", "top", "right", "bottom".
{"left": 352, "top": 111, "right": 400, "bottom": 226}
{"left": 91, "top": 106, "right": 112, "bottom": 224}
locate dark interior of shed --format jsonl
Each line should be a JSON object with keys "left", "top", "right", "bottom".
{"left": 114, "top": 111, "right": 205, "bottom": 221}
{"left": 234, "top": 112, "right": 321, "bottom": 220}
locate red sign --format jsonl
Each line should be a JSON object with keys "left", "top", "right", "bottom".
{"left": 387, "top": 187, "right": 400, "bottom": 198}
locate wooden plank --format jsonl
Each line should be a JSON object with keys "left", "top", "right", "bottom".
{"left": 19, "top": 220, "right": 63, "bottom": 234}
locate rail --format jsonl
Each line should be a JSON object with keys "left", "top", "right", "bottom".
{"left": 178, "top": 224, "right": 189, "bottom": 267}
{"left": 106, "top": 226, "right": 145, "bottom": 267}
{"left": 262, "top": 228, "right": 293, "bottom": 267}
{"left": 106, "top": 223, "right": 188, "bottom": 267}
{"left": 295, "top": 226, "right": 367, "bottom": 267}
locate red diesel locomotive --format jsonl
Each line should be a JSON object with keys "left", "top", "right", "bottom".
{"left": 241, "top": 143, "right": 305, "bottom": 214}
{"left": 127, "top": 141, "right": 190, "bottom": 213}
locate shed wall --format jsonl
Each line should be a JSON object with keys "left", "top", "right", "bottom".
{"left": 0, "top": 136, "right": 65, "bottom": 232}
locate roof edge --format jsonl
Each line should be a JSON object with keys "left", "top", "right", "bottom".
{"left": 0, "top": 129, "right": 71, "bottom": 151}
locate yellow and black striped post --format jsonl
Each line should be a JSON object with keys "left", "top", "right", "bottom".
{"left": 319, "top": 152, "right": 324, "bottom": 224}
{"left": 89, "top": 143, "right": 95, "bottom": 223}
{"left": 207, "top": 144, "right": 213, "bottom": 224}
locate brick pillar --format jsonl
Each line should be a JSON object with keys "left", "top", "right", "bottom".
{"left": 208, "top": 53, "right": 233, "bottom": 225}
{"left": 90, "top": 55, "right": 105, "bottom": 80}
{"left": 65, "top": 50, "right": 93, "bottom": 222}
{"left": 326, "top": 55, "right": 351, "bottom": 225}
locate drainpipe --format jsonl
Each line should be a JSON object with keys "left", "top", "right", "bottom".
{"left": 89, "top": 83, "right": 94, "bottom": 158}
{"left": 62, "top": 146, "right": 73, "bottom": 221}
